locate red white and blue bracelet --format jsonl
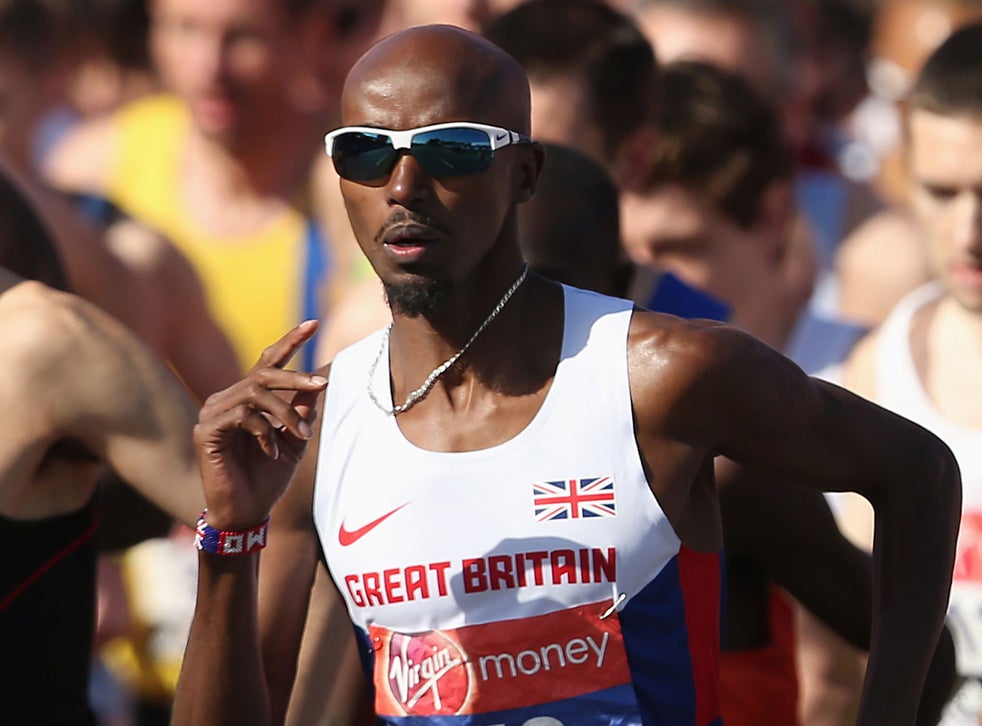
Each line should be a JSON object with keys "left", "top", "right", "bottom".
{"left": 195, "top": 510, "right": 270, "bottom": 556}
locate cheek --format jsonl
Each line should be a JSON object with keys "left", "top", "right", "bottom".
{"left": 339, "top": 186, "right": 383, "bottom": 248}
{"left": 669, "top": 259, "right": 718, "bottom": 294}
{"left": 618, "top": 201, "right": 657, "bottom": 266}
{"left": 441, "top": 170, "right": 513, "bottom": 233}
{"left": 914, "top": 200, "right": 955, "bottom": 259}
{"left": 151, "top": 34, "right": 205, "bottom": 91}
{"left": 657, "top": 249, "right": 742, "bottom": 303}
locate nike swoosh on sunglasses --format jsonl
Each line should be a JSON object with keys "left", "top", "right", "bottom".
{"left": 323, "top": 122, "right": 532, "bottom": 183}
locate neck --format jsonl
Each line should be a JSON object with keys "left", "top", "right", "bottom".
{"left": 376, "top": 264, "right": 561, "bottom": 416}
{"left": 394, "top": 256, "right": 527, "bottom": 338}
{"left": 935, "top": 294, "right": 982, "bottom": 355}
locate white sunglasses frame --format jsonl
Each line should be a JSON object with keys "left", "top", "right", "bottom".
{"left": 323, "top": 121, "right": 531, "bottom": 158}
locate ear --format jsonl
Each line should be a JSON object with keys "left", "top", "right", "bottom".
{"left": 765, "top": 180, "right": 818, "bottom": 309}
{"left": 513, "top": 141, "right": 546, "bottom": 204}
{"left": 756, "top": 179, "right": 796, "bottom": 264}
{"left": 610, "top": 126, "right": 658, "bottom": 193}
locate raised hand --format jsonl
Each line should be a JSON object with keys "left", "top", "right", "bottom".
{"left": 193, "top": 320, "right": 328, "bottom": 531}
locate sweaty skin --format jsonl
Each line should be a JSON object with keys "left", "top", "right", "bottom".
{"left": 173, "top": 26, "right": 961, "bottom": 726}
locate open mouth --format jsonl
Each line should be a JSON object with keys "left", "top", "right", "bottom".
{"left": 952, "top": 263, "right": 982, "bottom": 284}
{"left": 382, "top": 230, "right": 437, "bottom": 262}
{"left": 380, "top": 223, "right": 439, "bottom": 256}
{"left": 387, "top": 236, "right": 433, "bottom": 247}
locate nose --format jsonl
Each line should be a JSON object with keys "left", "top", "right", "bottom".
{"left": 181, "top": 27, "right": 227, "bottom": 85}
{"left": 385, "top": 151, "right": 430, "bottom": 207}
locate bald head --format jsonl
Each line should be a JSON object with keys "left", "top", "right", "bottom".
{"left": 341, "top": 24, "right": 532, "bottom": 133}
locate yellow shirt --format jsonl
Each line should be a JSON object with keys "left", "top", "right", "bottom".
{"left": 105, "top": 94, "right": 326, "bottom": 370}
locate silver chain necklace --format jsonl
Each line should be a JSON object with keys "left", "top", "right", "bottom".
{"left": 367, "top": 265, "right": 530, "bottom": 416}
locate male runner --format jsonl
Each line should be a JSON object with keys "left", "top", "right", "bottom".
{"left": 840, "top": 22, "right": 982, "bottom": 725}
{"left": 174, "top": 25, "right": 960, "bottom": 726}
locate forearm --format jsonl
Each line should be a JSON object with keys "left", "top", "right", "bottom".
{"left": 173, "top": 553, "right": 270, "bottom": 726}
{"left": 858, "top": 450, "right": 961, "bottom": 725}
{"left": 917, "top": 624, "right": 957, "bottom": 726}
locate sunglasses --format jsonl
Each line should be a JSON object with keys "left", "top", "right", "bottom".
{"left": 324, "top": 122, "right": 532, "bottom": 183}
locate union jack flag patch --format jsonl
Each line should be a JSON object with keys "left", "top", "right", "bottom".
{"left": 533, "top": 476, "right": 617, "bottom": 521}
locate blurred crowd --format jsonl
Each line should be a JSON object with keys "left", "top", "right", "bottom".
{"left": 1, "top": 0, "right": 981, "bottom": 724}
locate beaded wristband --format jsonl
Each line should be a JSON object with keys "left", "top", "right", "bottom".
{"left": 195, "top": 510, "right": 270, "bottom": 556}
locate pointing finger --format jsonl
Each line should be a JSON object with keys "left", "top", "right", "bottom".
{"left": 250, "top": 320, "right": 320, "bottom": 374}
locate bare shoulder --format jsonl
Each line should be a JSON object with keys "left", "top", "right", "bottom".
{"left": 627, "top": 309, "right": 818, "bottom": 444}
{"left": 628, "top": 309, "right": 731, "bottom": 372}
{"left": 103, "top": 217, "right": 175, "bottom": 273}
{"left": 837, "top": 207, "right": 930, "bottom": 326}
{"left": 103, "top": 218, "right": 203, "bottom": 303}
{"left": 0, "top": 276, "right": 180, "bottom": 402}
{"left": 41, "top": 114, "right": 118, "bottom": 194}
{"left": 628, "top": 310, "right": 781, "bottom": 399}
{"left": 0, "top": 279, "right": 97, "bottom": 367}
{"left": 0, "top": 279, "right": 137, "bottom": 422}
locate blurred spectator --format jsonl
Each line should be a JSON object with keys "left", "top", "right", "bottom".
{"left": 25, "top": 1, "right": 356, "bottom": 721}
{"left": 518, "top": 142, "right": 631, "bottom": 297}
{"left": 377, "top": 0, "right": 534, "bottom": 33}
{"left": 630, "top": 0, "right": 931, "bottom": 331}
{"left": 484, "top": 0, "right": 658, "bottom": 190}
{"left": 856, "top": 0, "right": 982, "bottom": 205}
{"left": 840, "top": 21, "right": 982, "bottom": 725}
{"left": 40, "top": 0, "right": 159, "bottom": 162}
{"left": 484, "top": 0, "right": 729, "bottom": 322}
{"left": 0, "top": 0, "right": 238, "bottom": 401}
{"left": 0, "top": 161, "right": 204, "bottom": 726}
{"left": 43, "top": 0, "right": 353, "bottom": 372}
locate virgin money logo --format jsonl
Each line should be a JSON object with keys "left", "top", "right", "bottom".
{"left": 385, "top": 630, "right": 471, "bottom": 715}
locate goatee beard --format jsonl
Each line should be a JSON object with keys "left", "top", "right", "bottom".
{"left": 383, "top": 278, "right": 451, "bottom": 317}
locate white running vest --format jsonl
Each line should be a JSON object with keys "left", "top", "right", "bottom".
{"left": 314, "top": 285, "right": 723, "bottom": 725}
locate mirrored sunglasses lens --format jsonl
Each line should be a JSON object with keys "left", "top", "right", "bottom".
{"left": 412, "top": 128, "right": 493, "bottom": 177}
{"left": 332, "top": 132, "right": 396, "bottom": 181}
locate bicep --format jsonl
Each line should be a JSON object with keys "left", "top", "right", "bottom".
{"left": 708, "top": 340, "right": 931, "bottom": 505}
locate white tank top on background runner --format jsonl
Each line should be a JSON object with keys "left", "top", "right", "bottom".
{"left": 315, "top": 285, "right": 723, "bottom": 725}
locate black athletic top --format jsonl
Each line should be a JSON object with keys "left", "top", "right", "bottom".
{"left": 0, "top": 498, "right": 98, "bottom": 725}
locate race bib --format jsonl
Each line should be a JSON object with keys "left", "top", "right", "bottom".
{"left": 369, "top": 599, "right": 643, "bottom": 724}
{"left": 950, "top": 512, "right": 982, "bottom": 677}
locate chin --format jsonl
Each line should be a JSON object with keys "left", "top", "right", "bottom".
{"left": 383, "top": 277, "right": 452, "bottom": 317}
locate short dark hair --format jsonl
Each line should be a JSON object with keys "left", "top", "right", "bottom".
{"left": 483, "top": 0, "right": 657, "bottom": 159}
{"left": 907, "top": 21, "right": 982, "bottom": 118}
{"left": 0, "top": 0, "right": 63, "bottom": 70}
{"left": 646, "top": 60, "right": 795, "bottom": 229}
{"left": 283, "top": 0, "right": 327, "bottom": 19}
{"left": 519, "top": 142, "right": 630, "bottom": 297}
